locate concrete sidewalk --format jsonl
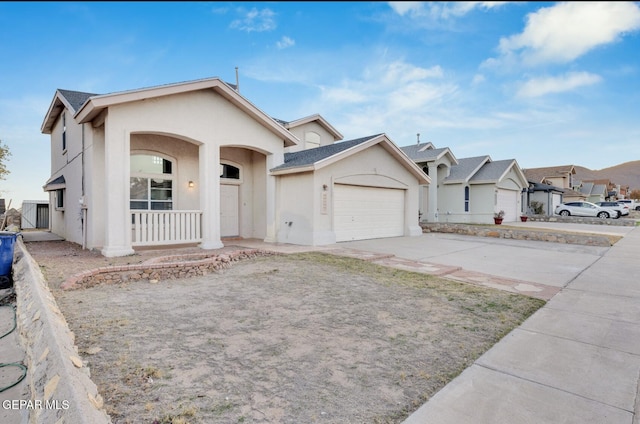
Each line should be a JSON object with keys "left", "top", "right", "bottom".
{"left": 403, "top": 226, "right": 640, "bottom": 424}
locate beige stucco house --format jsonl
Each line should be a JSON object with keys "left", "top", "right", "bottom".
{"left": 41, "top": 77, "right": 428, "bottom": 257}
{"left": 401, "top": 143, "right": 528, "bottom": 224}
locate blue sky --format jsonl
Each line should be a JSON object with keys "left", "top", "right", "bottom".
{"left": 1, "top": 1, "right": 640, "bottom": 208}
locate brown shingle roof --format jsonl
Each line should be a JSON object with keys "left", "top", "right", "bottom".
{"left": 522, "top": 165, "right": 575, "bottom": 183}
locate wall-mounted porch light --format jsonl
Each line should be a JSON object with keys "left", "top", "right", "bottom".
{"left": 188, "top": 180, "right": 195, "bottom": 188}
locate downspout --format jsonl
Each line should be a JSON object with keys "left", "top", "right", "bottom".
{"left": 81, "top": 123, "right": 87, "bottom": 250}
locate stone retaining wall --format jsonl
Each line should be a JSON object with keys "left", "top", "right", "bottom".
{"left": 61, "top": 249, "right": 278, "bottom": 290}
{"left": 525, "top": 215, "right": 636, "bottom": 226}
{"left": 13, "top": 238, "right": 112, "bottom": 424}
{"left": 421, "top": 223, "right": 612, "bottom": 246}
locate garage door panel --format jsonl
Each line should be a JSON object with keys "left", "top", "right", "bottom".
{"left": 334, "top": 185, "right": 404, "bottom": 242}
{"left": 497, "top": 189, "right": 518, "bottom": 222}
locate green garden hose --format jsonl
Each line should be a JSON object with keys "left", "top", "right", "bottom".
{"left": 0, "top": 304, "right": 27, "bottom": 392}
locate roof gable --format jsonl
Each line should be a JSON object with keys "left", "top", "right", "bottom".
{"left": 469, "top": 159, "right": 527, "bottom": 186}
{"left": 41, "top": 89, "right": 98, "bottom": 134}
{"left": 444, "top": 156, "right": 491, "bottom": 183}
{"left": 276, "top": 114, "right": 343, "bottom": 141}
{"left": 47, "top": 77, "right": 300, "bottom": 147}
{"left": 270, "top": 134, "right": 429, "bottom": 184}
{"left": 401, "top": 144, "right": 458, "bottom": 164}
{"left": 272, "top": 136, "right": 375, "bottom": 171}
{"left": 522, "top": 165, "right": 576, "bottom": 184}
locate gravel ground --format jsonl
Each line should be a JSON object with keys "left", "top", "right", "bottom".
{"left": 25, "top": 241, "right": 544, "bottom": 424}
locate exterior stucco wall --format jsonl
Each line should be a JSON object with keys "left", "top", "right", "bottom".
{"left": 545, "top": 176, "right": 569, "bottom": 189}
{"left": 86, "top": 124, "right": 105, "bottom": 249}
{"left": 470, "top": 184, "right": 497, "bottom": 223}
{"left": 275, "top": 172, "right": 315, "bottom": 245}
{"left": 284, "top": 121, "right": 337, "bottom": 153}
{"left": 48, "top": 110, "right": 85, "bottom": 245}
{"left": 108, "top": 91, "right": 285, "bottom": 155}
{"left": 497, "top": 168, "right": 526, "bottom": 191}
{"left": 439, "top": 183, "right": 496, "bottom": 224}
{"left": 439, "top": 184, "right": 466, "bottom": 222}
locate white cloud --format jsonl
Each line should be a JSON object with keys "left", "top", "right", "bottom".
{"left": 497, "top": 2, "right": 640, "bottom": 66}
{"left": 472, "top": 74, "right": 486, "bottom": 85}
{"left": 387, "top": 1, "right": 423, "bottom": 16}
{"left": 320, "top": 86, "right": 369, "bottom": 104}
{"left": 229, "top": 8, "right": 276, "bottom": 32}
{"left": 388, "top": 1, "right": 508, "bottom": 19}
{"left": 276, "top": 36, "right": 295, "bottom": 50}
{"left": 308, "top": 59, "right": 460, "bottom": 141}
{"left": 516, "top": 72, "right": 602, "bottom": 98}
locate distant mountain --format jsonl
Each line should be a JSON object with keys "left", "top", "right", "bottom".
{"left": 574, "top": 161, "right": 640, "bottom": 191}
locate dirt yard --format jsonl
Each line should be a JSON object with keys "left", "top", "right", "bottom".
{"left": 25, "top": 240, "right": 544, "bottom": 424}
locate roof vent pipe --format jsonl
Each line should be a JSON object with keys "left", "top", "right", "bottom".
{"left": 417, "top": 133, "right": 420, "bottom": 144}
{"left": 235, "top": 67, "right": 240, "bottom": 92}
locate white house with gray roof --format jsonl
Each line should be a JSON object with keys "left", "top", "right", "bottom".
{"left": 41, "top": 76, "right": 428, "bottom": 256}
{"left": 401, "top": 143, "right": 528, "bottom": 224}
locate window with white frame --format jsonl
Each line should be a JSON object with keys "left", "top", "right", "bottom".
{"left": 130, "top": 154, "right": 174, "bottom": 210}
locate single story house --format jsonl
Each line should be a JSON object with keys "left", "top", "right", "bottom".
{"left": 579, "top": 182, "right": 607, "bottom": 203}
{"left": 523, "top": 182, "right": 564, "bottom": 215}
{"left": 41, "top": 77, "right": 428, "bottom": 257}
{"left": 401, "top": 143, "right": 528, "bottom": 224}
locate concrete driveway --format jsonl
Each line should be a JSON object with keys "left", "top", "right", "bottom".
{"left": 339, "top": 224, "right": 620, "bottom": 289}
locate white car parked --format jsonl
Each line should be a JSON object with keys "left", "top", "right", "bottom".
{"left": 617, "top": 199, "right": 639, "bottom": 211}
{"left": 595, "top": 201, "right": 629, "bottom": 218}
{"left": 554, "top": 201, "right": 619, "bottom": 219}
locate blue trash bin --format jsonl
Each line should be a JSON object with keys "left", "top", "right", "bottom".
{"left": 0, "top": 232, "right": 19, "bottom": 287}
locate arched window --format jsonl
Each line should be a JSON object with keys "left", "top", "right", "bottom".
{"left": 130, "top": 153, "right": 174, "bottom": 210}
{"left": 220, "top": 163, "right": 241, "bottom": 180}
{"left": 464, "top": 186, "right": 470, "bottom": 212}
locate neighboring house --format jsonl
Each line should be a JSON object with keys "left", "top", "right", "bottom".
{"left": 41, "top": 77, "right": 429, "bottom": 257}
{"left": 399, "top": 142, "right": 457, "bottom": 222}
{"left": 401, "top": 142, "right": 528, "bottom": 224}
{"left": 523, "top": 182, "right": 564, "bottom": 215}
{"left": 523, "top": 165, "right": 586, "bottom": 205}
{"left": 578, "top": 182, "right": 607, "bottom": 203}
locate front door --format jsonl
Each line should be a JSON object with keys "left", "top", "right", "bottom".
{"left": 220, "top": 184, "right": 239, "bottom": 237}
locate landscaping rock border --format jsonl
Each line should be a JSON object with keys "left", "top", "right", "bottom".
{"left": 60, "top": 249, "right": 279, "bottom": 290}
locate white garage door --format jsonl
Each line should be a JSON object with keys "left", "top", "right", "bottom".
{"left": 334, "top": 185, "right": 404, "bottom": 242}
{"left": 497, "top": 189, "right": 518, "bottom": 222}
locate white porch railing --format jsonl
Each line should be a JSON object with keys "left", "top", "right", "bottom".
{"left": 131, "top": 210, "right": 203, "bottom": 246}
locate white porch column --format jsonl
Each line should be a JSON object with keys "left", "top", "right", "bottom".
{"left": 427, "top": 162, "right": 439, "bottom": 222}
{"left": 264, "top": 152, "right": 283, "bottom": 243}
{"left": 101, "top": 128, "right": 135, "bottom": 257}
{"left": 199, "top": 142, "right": 224, "bottom": 249}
